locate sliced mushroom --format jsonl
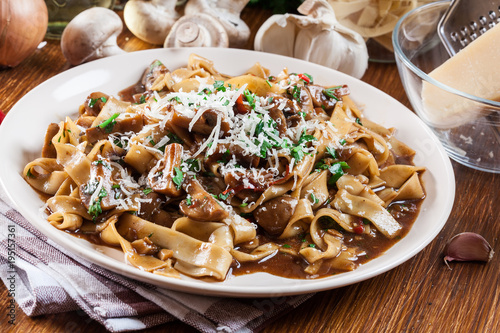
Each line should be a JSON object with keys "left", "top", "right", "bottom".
{"left": 184, "top": 0, "right": 250, "bottom": 47}
{"left": 179, "top": 178, "right": 229, "bottom": 222}
{"left": 148, "top": 143, "right": 184, "bottom": 197}
{"left": 83, "top": 92, "right": 110, "bottom": 117}
{"left": 170, "top": 108, "right": 231, "bottom": 135}
{"left": 41, "top": 123, "right": 60, "bottom": 158}
{"left": 61, "top": 8, "right": 125, "bottom": 66}
{"left": 164, "top": 13, "right": 229, "bottom": 48}
{"left": 86, "top": 114, "right": 144, "bottom": 144}
{"left": 124, "top": 0, "right": 179, "bottom": 45}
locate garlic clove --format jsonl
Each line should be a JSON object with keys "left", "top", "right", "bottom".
{"left": 443, "top": 232, "right": 494, "bottom": 266}
{"left": 253, "top": 15, "right": 296, "bottom": 56}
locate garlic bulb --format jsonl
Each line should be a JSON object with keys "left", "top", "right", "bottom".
{"left": 0, "top": 0, "right": 48, "bottom": 68}
{"left": 254, "top": 0, "right": 368, "bottom": 79}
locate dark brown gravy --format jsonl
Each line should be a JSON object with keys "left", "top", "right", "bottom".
{"left": 229, "top": 199, "right": 423, "bottom": 279}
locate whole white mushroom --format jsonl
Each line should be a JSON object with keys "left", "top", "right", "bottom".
{"left": 124, "top": 0, "right": 179, "bottom": 45}
{"left": 184, "top": 0, "right": 250, "bottom": 47}
{"left": 61, "top": 7, "right": 125, "bottom": 66}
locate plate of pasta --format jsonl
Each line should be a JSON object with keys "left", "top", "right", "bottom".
{"left": 0, "top": 48, "right": 455, "bottom": 297}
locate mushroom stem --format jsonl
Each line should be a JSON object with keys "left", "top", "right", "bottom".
{"left": 91, "top": 35, "right": 126, "bottom": 61}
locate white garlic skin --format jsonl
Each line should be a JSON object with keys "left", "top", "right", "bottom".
{"left": 254, "top": 0, "right": 368, "bottom": 79}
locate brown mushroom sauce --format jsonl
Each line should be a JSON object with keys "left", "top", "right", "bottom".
{"left": 231, "top": 200, "right": 422, "bottom": 279}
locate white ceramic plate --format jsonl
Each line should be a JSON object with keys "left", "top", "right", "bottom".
{"left": 0, "top": 48, "right": 455, "bottom": 297}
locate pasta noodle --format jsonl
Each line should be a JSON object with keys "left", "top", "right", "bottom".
{"left": 23, "top": 54, "right": 426, "bottom": 280}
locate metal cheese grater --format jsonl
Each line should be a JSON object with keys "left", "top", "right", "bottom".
{"left": 437, "top": 0, "right": 500, "bottom": 56}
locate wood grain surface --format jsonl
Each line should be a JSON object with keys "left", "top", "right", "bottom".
{"left": 1, "top": 6, "right": 499, "bottom": 333}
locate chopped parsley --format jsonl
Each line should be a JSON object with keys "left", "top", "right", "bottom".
{"left": 113, "top": 139, "right": 123, "bottom": 148}
{"left": 310, "top": 193, "right": 319, "bottom": 204}
{"left": 289, "top": 130, "right": 317, "bottom": 162}
{"left": 88, "top": 96, "right": 107, "bottom": 108}
{"left": 168, "top": 96, "right": 182, "bottom": 103}
{"left": 184, "top": 158, "right": 201, "bottom": 172}
{"left": 326, "top": 146, "right": 338, "bottom": 159}
{"left": 298, "top": 130, "right": 316, "bottom": 145}
{"left": 172, "top": 167, "right": 183, "bottom": 188}
{"left": 218, "top": 192, "right": 231, "bottom": 200}
{"left": 149, "top": 60, "right": 163, "bottom": 71}
{"left": 88, "top": 188, "right": 107, "bottom": 221}
{"left": 314, "top": 159, "right": 329, "bottom": 171}
{"left": 291, "top": 145, "right": 305, "bottom": 161}
{"left": 290, "top": 85, "right": 301, "bottom": 102}
{"left": 26, "top": 168, "right": 34, "bottom": 178}
{"left": 167, "top": 132, "right": 183, "bottom": 144}
{"left": 328, "top": 161, "right": 350, "bottom": 185}
{"left": 213, "top": 80, "right": 226, "bottom": 92}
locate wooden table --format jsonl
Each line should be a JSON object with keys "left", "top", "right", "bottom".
{"left": 1, "top": 6, "right": 498, "bottom": 333}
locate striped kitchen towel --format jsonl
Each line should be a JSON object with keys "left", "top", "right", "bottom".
{"left": 0, "top": 192, "right": 313, "bottom": 332}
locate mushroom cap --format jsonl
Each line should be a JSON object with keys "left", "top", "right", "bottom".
{"left": 184, "top": 0, "right": 250, "bottom": 47}
{"left": 61, "top": 7, "right": 123, "bottom": 65}
{"left": 164, "top": 13, "right": 229, "bottom": 48}
{"left": 124, "top": 0, "right": 179, "bottom": 45}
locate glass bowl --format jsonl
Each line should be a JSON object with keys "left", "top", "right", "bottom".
{"left": 393, "top": 0, "right": 500, "bottom": 173}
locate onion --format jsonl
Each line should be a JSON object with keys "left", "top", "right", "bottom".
{"left": 0, "top": 0, "right": 48, "bottom": 68}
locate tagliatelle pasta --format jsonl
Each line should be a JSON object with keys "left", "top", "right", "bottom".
{"left": 23, "top": 54, "right": 425, "bottom": 280}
